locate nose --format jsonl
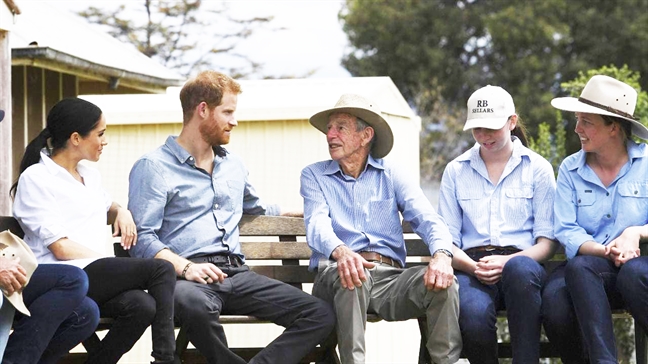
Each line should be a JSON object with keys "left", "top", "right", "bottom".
{"left": 574, "top": 120, "right": 583, "bottom": 133}
{"left": 229, "top": 118, "right": 238, "bottom": 127}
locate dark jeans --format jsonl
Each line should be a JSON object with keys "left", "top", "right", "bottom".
{"left": 457, "top": 254, "right": 546, "bottom": 364}
{"left": 84, "top": 257, "right": 176, "bottom": 364}
{"left": 174, "top": 269, "right": 335, "bottom": 364}
{"left": 3, "top": 264, "right": 100, "bottom": 364}
{"left": 542, "top": 255, "right": 648, "bottom": 364}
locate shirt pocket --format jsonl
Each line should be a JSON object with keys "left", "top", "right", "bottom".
{"left": 226, "top": 180, "right": 244, "bottom": 213}
{"left": 617, "top": 182, "right": 648, "bottom": 219}
{"left": 504, "top": 186, "right": 533, "bottom": 219}
{"left": 575, "top": 190, "right": 596, "bottom": 206}
{"left": 368, "top": 198, "right": 401, "bottom": 234}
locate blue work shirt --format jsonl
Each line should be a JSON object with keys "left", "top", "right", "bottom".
{"left": 301, "top": 155, "right": 453, "bottom": 271}
{"left": 128, "top": 136, "right": 280, "bottom": 260}
{"left": 438, "top": 138, "right": 556, "bottom": 251}
{"left": 555, "top": 140, "right": 648, "bottom": 259}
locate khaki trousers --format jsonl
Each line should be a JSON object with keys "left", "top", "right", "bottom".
{"left": 313, "top": 262, "right": 462, "bottom": 364}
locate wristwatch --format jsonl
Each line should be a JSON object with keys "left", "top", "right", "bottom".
{"left": 434, "top": 248, "right": 454, "bottom": 259}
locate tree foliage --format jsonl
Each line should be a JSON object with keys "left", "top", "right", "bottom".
{"left": 78, "top": 0, "right": 274, "bottom": 78}
{"left": 340, "top": 0, "right": 648, "bottom": 182}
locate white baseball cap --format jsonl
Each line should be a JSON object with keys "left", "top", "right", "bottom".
{"left": 464, "top": 85, "right": 516, "bottom": 131}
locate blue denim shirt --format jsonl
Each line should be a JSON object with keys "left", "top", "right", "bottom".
{"left": 300, "top": 155, "right": 453, "bottom": 270}
{"left": 128, "top": 136, "right": 280, "bottom": 260}
{"left": 555, "top": 141, "right": 648, "bottom": 259}
{"left": 438, "top": 138, "right": 556, "bottom": 251}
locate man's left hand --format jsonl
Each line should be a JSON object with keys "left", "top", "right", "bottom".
{"left": 424, "top": 252, "right": 454, "bottom": 291}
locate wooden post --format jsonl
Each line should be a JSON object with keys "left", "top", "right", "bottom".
{"left": 0, "top": 30, "right": 12, "bottom": 215}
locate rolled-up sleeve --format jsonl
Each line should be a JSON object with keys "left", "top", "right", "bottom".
{"left": 128, "top": 158, "right": 170, "bottom": 259}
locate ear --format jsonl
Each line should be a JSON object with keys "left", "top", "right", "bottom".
{"left": 362, "top": 126, "right": 375, "bottom": 146}
{"left": 508, "top": 115, "right": 518, "bottom": 130}
{"left": 197, "top": 102, "right": 209, "bottom": 119}
{"left": 70, "top": 132, "right": 82, "bottom": 146}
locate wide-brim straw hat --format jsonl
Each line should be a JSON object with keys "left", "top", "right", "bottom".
{"left": 551, "top": 75, "right": 648, "bottom": 139}
{"left": 0, "top": 230, "right": 38, "bottom": 316}
{"left": 309, "top": 94, "right": 394, "bottom": 159}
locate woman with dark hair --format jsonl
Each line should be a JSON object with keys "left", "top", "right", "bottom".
{"left": 542, "top": 75, "right": 648, "bottom": 363}
{"left": 437, "top": 85, "right": 558, "bottom": 363}
{"left": 11, "top": 98, "right": 177, "bottom": 364}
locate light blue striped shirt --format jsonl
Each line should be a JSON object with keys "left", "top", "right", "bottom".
{"left": 301, "top": 156, "right": 453, "bottom": 270}
{"left": 128, "top": 136, "right": 280, "bottom": 260}
{"left": 555, "top": 141, "right": 648, "bottom": 259}
{"left": 438, "top": 138, "right": 556, "bottom": 251}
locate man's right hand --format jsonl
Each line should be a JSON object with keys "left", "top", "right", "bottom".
{"left": 185, "top": 262, "right": 228, "bottom": 284}
{"left": 331, "top": 245, "right": 375, "bottom": 290}
{"left": 0, "top": 257, "right": 27, "bottom": 295}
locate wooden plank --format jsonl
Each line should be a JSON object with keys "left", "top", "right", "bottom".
{"left": 239, "top": 215, "right": 305, "bottom": 236}
{"left": 241, "top": 241, "right": 312, "bottom": 260}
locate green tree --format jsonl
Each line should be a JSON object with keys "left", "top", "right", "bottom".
{"left": 340, "top": 0, "right": 648, "bottom": 183}
{"left": 78, "top": 0, "right": 274, "bottom": 77}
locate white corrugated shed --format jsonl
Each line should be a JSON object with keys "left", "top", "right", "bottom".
{"left": 83, "top": 76, "right": 422, "bottom": 212}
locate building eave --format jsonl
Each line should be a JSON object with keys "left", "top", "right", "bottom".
{"left": 12, "top": 46, "right": 184, "bottom": 93}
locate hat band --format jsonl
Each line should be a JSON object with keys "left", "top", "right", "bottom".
{"left": 578, "top": 97, "right": 638, "bottom": 121}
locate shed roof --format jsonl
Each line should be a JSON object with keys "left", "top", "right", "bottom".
{"left": 11, "top": 1, "right": 183, "bottom": 93}
{"left": 82, "top": 76, "right": 418, "bottom": 125}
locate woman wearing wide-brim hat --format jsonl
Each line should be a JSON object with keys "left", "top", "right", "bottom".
{"left": 541, "top": 75, "right": 648, "bottom": 363}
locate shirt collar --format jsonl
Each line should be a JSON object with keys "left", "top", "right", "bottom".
{"left": 165, "top": 136, "right": 196, "bottom": 164}
{"left": 40, "top": 150, "right": 63, "bottom": 176}
{"left": 39, "top": 149, "right": 92, "bottom": 178}
{"left": 323, "top": 154, "right": 385, "bottom": 176}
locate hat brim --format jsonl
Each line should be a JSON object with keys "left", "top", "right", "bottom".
{"left": 5, "top": 292, "right": 30, "bottom": 316}
{"left": 310, "top": 106, "right": 394, "bottom": 159}
{"left": 463, "top": 117, "right": 509, "bottom": 131}
{"left": 552, "top": 97, "right": 648, "bottom": 139}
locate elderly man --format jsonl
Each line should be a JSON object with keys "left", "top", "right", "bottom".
{"left": 300, "top": 94, "right": 462, "bottom": 364}
{"left": 128, "top": 70, "right": 335, "bottom": 364}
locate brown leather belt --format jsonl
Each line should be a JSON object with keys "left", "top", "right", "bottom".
{"left": 464, "top": 245, "right": 521, "bottom": 255}
{"left": 358, "top": 251, "right": 401, "bottom": 268}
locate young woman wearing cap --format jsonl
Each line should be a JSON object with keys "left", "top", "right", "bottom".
{"left": 10, "top": 98, "right": 177, "bottom": 364}
{"left": 541, "top": 75, "right": 648, "bottom": 363}
{"left": 437, "top": 85, "right": 558, "bottom": 363}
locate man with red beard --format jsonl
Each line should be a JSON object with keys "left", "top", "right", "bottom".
{"left": 128, "top": 70, "right": 335, "bottom": 364}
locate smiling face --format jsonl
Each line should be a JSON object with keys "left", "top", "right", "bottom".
{"left": 471, "top": 117, "right": 515, "bottom": 155}
{"left": 326, "top": 112, "right": 373, "bottom": 164}
{"left": 574, "top": 112, "right": 615, "bottom": 154}
{"left": 78, "top": 114, "right": 107, "bottom": 162}
{"left": 199, "top": 92, "right": 238, "bottom": 146}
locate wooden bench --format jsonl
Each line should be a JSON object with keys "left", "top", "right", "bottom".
{"left": 1, "top": 215, "right": 647, "bottom": 363}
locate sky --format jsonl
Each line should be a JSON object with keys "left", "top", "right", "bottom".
{"left": 48, "top": 0, "right": 352, "bottom": 79}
